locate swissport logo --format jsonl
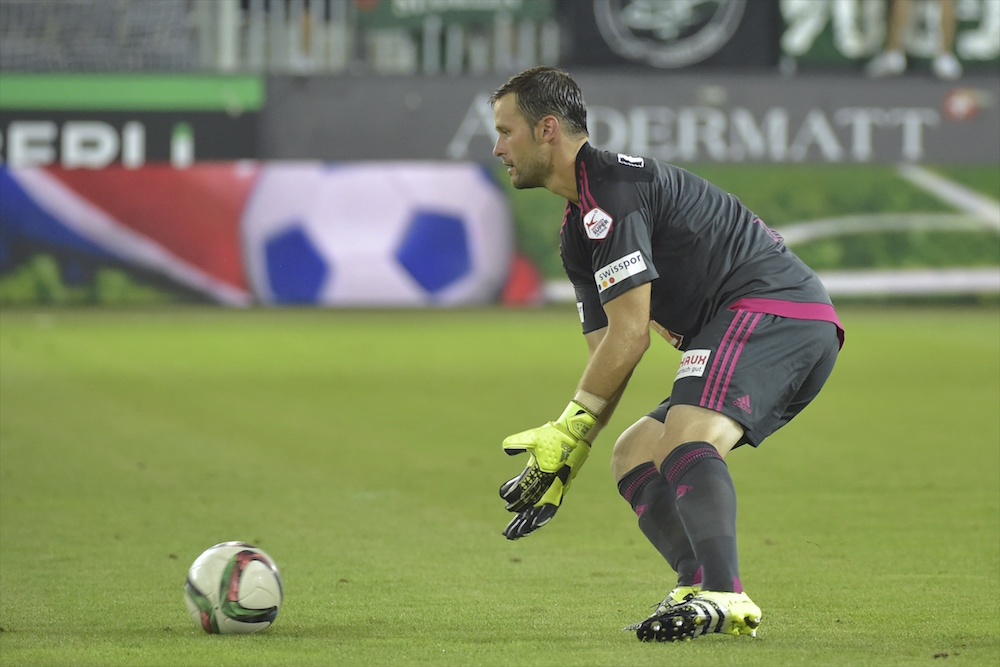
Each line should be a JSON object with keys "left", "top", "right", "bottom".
{"left": 583, "top": 207, "right": 613, "bottom": 240}
{"left": 595, "top": 250, "right": 647, "bottom": 293}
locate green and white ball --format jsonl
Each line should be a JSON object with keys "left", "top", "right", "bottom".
{"left": 184, "top": 542, "right": 283, "bottom": 634}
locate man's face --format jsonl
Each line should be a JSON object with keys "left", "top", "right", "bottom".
{"left": 492, "top": 94, "right": 550, "bottom": 190}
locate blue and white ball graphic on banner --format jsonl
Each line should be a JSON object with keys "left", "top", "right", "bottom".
{"left": 241, "top": 163, "right": 513, "bottom": 306}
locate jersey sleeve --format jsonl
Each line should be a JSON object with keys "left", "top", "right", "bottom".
{"left": 574, "top": 283, "right": 607, "bottom": 333}
{"left": 590, "top": 208, "right": 658, "bottom": 304}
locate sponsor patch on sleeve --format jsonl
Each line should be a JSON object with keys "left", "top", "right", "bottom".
{"left": 594, "top": 250, "right": 648, "bottom": 293}
{"left": 583, "top": 207, "right": 613, "bottom": 240}
{"left": 675, "top": 349, "right": 711, "bottom": 380}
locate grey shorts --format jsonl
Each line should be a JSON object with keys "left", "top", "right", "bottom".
{"left": 647, "top": 309, "right": 841, "bottom": 447}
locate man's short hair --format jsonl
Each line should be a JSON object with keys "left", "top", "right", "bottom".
{"left": 490, "top": 66, "right": 588, "bottom": 138}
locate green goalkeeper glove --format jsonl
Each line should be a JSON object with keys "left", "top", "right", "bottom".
{"left": 501, "top": 452, "right": 587, "bottom": 539}
{"left": 498, "top": 400, "right": 596, "bottom": 518}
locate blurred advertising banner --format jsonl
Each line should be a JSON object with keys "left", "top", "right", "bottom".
{"left": 351, "top": 0, "right": 558, "bottom": 74}
{"left": 262, "top": 72, "right": 1000, "bottom": 163}
{"left": 780, "top": 0, "right": 1000, "bottom": 73}
{"left": 0, "top": 74, "right": 262, "bottom": 168}
{"left": 555, "top": 0, "right": 998, "bottom": 74}
{"left": 354, "top": 0, "right": 555, "bottom": 28}
{"left": 558, "top": 0, "right": 780, "bottom": 69}
{"left": 0, "top": 163, "right": 514, "bottom": 306}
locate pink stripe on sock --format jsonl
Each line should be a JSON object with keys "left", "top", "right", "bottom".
{"left": 622, "top": 466, "right": 659, "bottom": 505}
{"left": 664, "top": 445, "right": 722, "bottom": 487}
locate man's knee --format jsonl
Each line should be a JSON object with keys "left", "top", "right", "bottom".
{"left": 610, "top": 406, "right": 744, "bottom": 480}
{"left": 611, "top": 417, "right": 663, "bottom": 481}
{"left": 659, "top": 404, "right": 744, "bottom": 461}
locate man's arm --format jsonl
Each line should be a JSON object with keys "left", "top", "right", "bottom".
{"left": 574, "top": 282, "right": 651, "bottom": 417}
{"left": 579, "top": 326, "right": 633, "bottom": 444}
{"left": 498, "top": 282, "right": 651, "bottom": 539}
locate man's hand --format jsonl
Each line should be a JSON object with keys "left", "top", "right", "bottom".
{"left": 502, "top": 503, "right": 557, "bottom": 540}
{"left": 498, "top": 401, "right": 596, "bottom": 537}
{"left": 501, "top": 455, "right": 586, "bottom": 538}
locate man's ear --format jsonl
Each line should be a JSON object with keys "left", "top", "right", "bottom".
{"left": 537, "top": 115, "right": 559, "bottom": 143}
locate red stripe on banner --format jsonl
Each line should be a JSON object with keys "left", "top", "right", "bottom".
{"left": 45, "top": 164, "right": 259, "bottom": 291}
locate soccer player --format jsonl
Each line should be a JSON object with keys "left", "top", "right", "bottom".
{"left": 491, "top": 67, "right": 844, "bottom": 642}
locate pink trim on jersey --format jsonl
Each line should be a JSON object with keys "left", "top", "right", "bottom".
{"left": 728, "top": 297, "right": 845, "bottom": 348}
{"left": 578, "top": 161, "right": 596, "bottom": 211}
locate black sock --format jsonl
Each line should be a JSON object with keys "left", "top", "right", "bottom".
{"left": 660, "top": 442, "right": 742, "bottom": 593}
{"left": 618, "top": 462, "right": 700, "bottom": 586}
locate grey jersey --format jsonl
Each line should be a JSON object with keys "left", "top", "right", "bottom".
{"left": 561, "top": 143, "right": 841, "bottom": 351}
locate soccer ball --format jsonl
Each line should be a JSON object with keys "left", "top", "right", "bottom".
{"left": 184, "top": 542, "right": 283, "bottom": 634}
{"left": 241, "top": 162, "right": 514, "bottom": 306}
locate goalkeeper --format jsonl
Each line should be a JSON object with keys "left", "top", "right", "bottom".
{"left": 490, "top": 67, "right": 844, "bottom": 642}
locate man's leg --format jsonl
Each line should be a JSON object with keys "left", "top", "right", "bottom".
{"left": 653, "top": 405, "right": 744, "bottom": 593}
{"left": 623, "top": 405, "right": 761, "bottom": 641}
{"left": 660, "top": 439, "right": 740, "bottom": 593}
{"left": 613, "top": 417, "right": 700, "bottom": 588}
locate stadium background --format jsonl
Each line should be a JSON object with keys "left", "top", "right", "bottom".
{"left": 1, "top": 0, "right": 998, "bottom": 306}
{"left": 0, "top": 2, "right": 998, "bottom": 667}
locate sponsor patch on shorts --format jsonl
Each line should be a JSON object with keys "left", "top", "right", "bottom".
{"left": 595, "top": 251, "right": 648, "bottom": 293}
{"left": 676, "top": 349, "right": 711, "bottom": 380}
{"left": 577, "top": 301, "right": 585, "bottom": 323}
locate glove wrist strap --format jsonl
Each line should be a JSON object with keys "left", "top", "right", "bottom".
{"left": 557, "top": 400, "right": 599, "bottom": 444}
{"left": 573, "top": 390, "right": 608, "bottom": 418}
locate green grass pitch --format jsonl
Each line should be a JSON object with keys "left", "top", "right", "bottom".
{"left": 1, "top": 305, "right": 997, "bottom": 666}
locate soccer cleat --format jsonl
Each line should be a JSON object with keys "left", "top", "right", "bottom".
{"left": 635, "top": 591, "right": 761, "bottom": 642}
{"left": 621, "top": 585, "right": 700, "bottom": 631}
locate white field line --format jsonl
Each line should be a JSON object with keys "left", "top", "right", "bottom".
{"left": 544, "top": 206, "right": 1000, "bottom": 301}
{"left": 778, "top": 212, "right": 997, "bottom": 244}
{"left": 545, "top": 267, "right": 1000, "bottom": 300}
{"left": 897, "top": 164, "right": 1000, "bottom": 228}
{"left": 817, "top": 268, "right": 1000, "bottom": 295}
